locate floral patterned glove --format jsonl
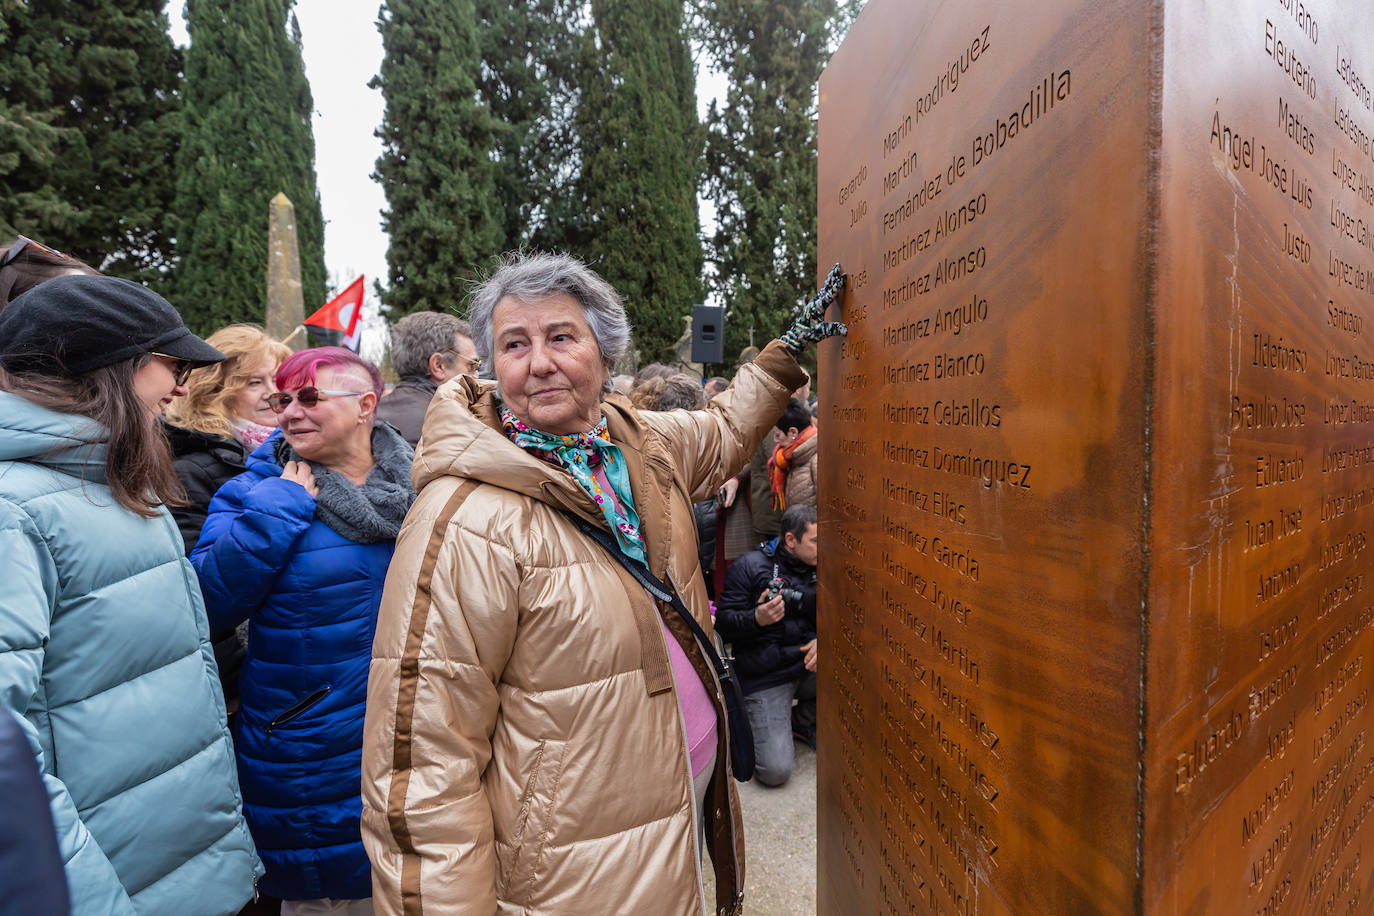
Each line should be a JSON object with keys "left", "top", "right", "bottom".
{"left": 779, "top": 263, "right": 847, "bottom": 354}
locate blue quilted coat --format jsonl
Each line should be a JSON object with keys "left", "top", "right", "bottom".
{"left": 0, "top": 391, "right": 261, "bottom": 915}
{"left": 192, "top": 433, "right": 395, "bottom": 900}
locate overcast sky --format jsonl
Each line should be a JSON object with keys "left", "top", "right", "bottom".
{"left": 166, "top": 2, "right": 726, "bottom": 325}
{"left": 168, "top": 2, "right": 388, "bottom": 301}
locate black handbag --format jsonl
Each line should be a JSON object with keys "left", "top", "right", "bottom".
{"left": 563, "top": 512, "right": 756, "bottom": 782}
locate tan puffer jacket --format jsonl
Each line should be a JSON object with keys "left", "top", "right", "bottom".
{"left": 783, "top": 432, "right": 819, "bottom": 509}
{"left": 362, "top": 342, "right": 805, "bottom": 916}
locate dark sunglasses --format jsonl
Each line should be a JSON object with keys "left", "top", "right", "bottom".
{"left": 266, "top": 387, "right": 366, "bottom": 413}
{"left": 1, "top": 235, "right": 69, "bottom": 268}
{"left": 151, "top": 352, "right": 195, "bottom": 386}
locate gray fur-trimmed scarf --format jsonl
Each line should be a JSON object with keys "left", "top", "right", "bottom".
{"left": 273, "top": 422, "right": 416, "bottom": 543}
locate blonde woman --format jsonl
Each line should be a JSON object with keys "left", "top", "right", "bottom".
{"left": 165, "top": 323, "right": 292, "bottom": 552}
{"left": 164, "top": 324, "right": 290, "bottom": 727}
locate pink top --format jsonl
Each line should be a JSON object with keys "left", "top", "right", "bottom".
{"left": 662, "top": 618, "right": 720, "bottom": 777}
{"left": 590, "top": 463, "right": 719, "bottom": 777}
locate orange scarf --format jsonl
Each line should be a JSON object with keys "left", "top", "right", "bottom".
{"left": 768, "top": 424, "right": 817, "bottom": 510}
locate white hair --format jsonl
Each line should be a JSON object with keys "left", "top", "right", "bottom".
{"left": 468, "top": 252, "right": 632, "bottom": 392}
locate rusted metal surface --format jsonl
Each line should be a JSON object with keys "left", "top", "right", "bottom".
{"left": 816, "top": 1, "right": 1374, "bottom": 913}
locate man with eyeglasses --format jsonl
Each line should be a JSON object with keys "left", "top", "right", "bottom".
{"left": 376, "top": 311, "right": 480, "bottom": 447}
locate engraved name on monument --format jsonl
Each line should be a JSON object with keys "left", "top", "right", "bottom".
{"left": 816, "top": 1, "right": 1374, "bottom": 913}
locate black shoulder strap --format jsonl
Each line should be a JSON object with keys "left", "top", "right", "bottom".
{"left": 563, "top": 512, "right": 731, "bottom": 682}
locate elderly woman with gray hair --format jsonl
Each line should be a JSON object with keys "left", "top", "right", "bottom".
{"left": 361, "top": 251, "right": 845, "bottom": 915}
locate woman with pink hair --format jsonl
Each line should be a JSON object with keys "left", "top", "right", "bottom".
{"left": 191, "top": 347, "right": 414, "bottom": 916}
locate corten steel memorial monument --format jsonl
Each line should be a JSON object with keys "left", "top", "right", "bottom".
{"left": 816, "top": 0, "right": 1374, "bottom": 913}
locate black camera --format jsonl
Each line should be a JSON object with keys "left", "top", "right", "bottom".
{"left": 767, "top": 577, "right": 804, "bottom": 613}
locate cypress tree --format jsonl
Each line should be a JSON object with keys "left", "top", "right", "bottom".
{"left": 0, "top": 3, "right": 72, "bottom": 237}
{"left": 0, "top": 0, "right": 181, "bottom": 287}
{"left": 575, "top": 0, "right": 702, "bottom": 364}
{"left": 699, "top": 0, "right": 837, "bottom": 365}
{"left": 372, "top": 0, "right": 502, "bottom": 316}
{"left": 474, "top": 0, "right": 583, "bottom": 254}
{"left": 174, "top": 0, "right": 327, "bottom": 332}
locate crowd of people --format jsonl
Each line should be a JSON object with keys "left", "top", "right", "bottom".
{"left": 0, "top": 236, "right": 844, "bottom": 916}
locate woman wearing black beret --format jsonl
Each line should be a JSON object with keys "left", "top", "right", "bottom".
{"left": 0, "top": 274, "right": 263, "bottom": 915}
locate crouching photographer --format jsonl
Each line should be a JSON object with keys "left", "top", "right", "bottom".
{"left": 715, "top": 504, "right": 818, "bottom": 786}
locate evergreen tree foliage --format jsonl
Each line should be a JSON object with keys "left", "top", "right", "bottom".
{"left": 575, "top": 0, "right": 702, "bottom": 365}
{"left": 372, "top": 0, "right": 502, "bottom": 316}
{"left": 0, "top": 0, "right": 181, "bottom": 287}
{"left": 697, "top": 0, "right": 837, "bottom": 366}
{"left": 474, "top": 0, "right": 583, "bottom": 254}
{"left": 174, "top": 0, "right": 327, "bottom": 332}
{"left": 0, "top": 4, "right": 71, "bottom": 238}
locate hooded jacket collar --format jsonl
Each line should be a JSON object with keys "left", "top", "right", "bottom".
{"left": 268, "top": 423, "right": 417, "bottom": 543}
{"left": 0, "top": 390, "right": 108, "bottom": 483}
{"left": 414, "top": 376, "right": 676, "bottom": 576}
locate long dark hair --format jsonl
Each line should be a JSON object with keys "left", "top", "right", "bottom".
{"left": 0, "top": 356, "right": 186, "bottom": 517}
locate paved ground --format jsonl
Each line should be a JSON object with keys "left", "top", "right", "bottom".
{"left": 705, "top": 740, "right": 817, "bottom": 915}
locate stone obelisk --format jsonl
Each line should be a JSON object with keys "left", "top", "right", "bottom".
{"left": 266, "top": 192, "right": 307, "bottom": 350}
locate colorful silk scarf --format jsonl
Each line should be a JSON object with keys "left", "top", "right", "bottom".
{"left": 499, "top": 404, "right": 647, "bottom": 563}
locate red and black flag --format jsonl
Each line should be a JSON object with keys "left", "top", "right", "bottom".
{"left": 303, "top": 277, "right": 364, "bottom": 351}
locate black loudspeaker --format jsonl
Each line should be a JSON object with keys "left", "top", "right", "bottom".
{"left": 691, "top": 304, "right": 725, "bottom": 364}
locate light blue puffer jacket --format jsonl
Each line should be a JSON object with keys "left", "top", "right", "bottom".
{"left": 0, "top": 391, "right": 262, "bottom": 915}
